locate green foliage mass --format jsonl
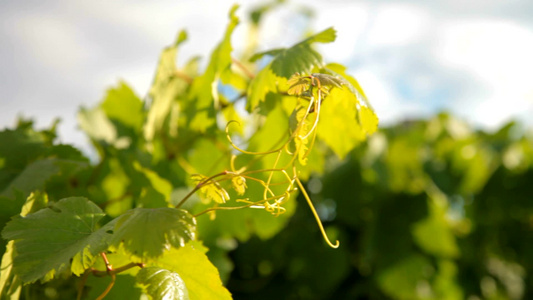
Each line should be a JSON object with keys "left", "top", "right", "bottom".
{"left": 0, "top": 3, "right": 532, "bottom": 300}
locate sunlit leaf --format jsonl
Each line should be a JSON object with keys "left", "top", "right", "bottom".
{"left": 133, "top": 161, "right": 173, "bottom": 208}
{"left": 151, "top": 242, "right": 231, "bottom": 300}
{"left": 191, "top": 174, "right": 230, "bottom": 204}
{"left": 289, "top": 106, "right": 316, "bottom": 166}
{"left": 145, "top": 30, "right": 190, "bottom": 144}
{"left": 231, "top": 176, "right": 247, "bottom": 196}
{"left": 110, "top": 207, "right": 197, "bottom": 262}
{"left": 412, "top": 200, "right": 460, "bottom": 258}
{"left": 188, "top": 5, "right": 240, "bottom": 132}
{"left": 137, "top": 266, "right": 189, "bottom": 300}
{"left": 0, "top": 192, "right": 48, "bottom": 299}
{"left": 101, "top": 82, "right": 144, "bottom": 131}
{"left": 377, "top": 255, "right": 431, "bottom": 300}
{"left": 246, "top": 64, "right": 280, "bottom": 112}
{"left": 286, "top": 73, "right": 310, "bottom": 96}
{"left": 1, "top": 197, "right": 113, "bottom": 283}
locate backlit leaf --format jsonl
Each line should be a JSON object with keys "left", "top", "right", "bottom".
{"left": 101, "top": 82, "right": 144, "bottom": 131}
{"left": 151, "top": 242, "right": 231, "bottom": 300}
{"left": 110, "top": 207, "right": 197, "bottom": 261}
{"left": 137, "top": 266, "right": 189, "bottom": 300}
{"left": 188, "top": 5, "right": 240, "bottom": 132}
{"left": 246, "top": 65, "right": 279, "bottom": 111}
{"left": 145, "top": 30, "right": 190, "bottom": 144}
{"left": 191, "top": 174, "right": 230, "bottom": 204}
{"left": 231, "top": 176, "right": 247, "bottom": 196}
{"left": 0, "top": 192, "right": 47, "bottom": 299}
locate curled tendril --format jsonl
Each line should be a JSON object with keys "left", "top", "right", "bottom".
{"left": 186, "top": 72, "right": 344, "bottom": 249}
{"left": 294, "top": 166, "right": 340, "bottom": 249}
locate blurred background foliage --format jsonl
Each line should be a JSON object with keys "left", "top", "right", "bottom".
{"left": 1, "top": 1, "right": 532, "bottom": 299}
{"left": 225, "top": 114, "right": 533, "bottom": 300}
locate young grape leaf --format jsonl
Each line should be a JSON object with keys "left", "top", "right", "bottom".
{"left": 137, "top": 266, "right": 189, "bottom": 300}
{"left": 231, "top": 176, "right": 247, "bottom": 196}
{"left": 149, "top": 242, "right": 231, "bottom": 300}
{"left": 191, "top": 174, "right": 230, "bottom": 204}
{"left": 250, "top": 27, "right": 336, "bottom": 78}
{"left": 187, "top": 5, "right": 240, "bottom": 132}
{"left": 110, "top": 207, "right": 197, "bottom": 262}
{"left": 101, "top": 81, "right": 144, "bottom": 131}
{"left": 1, "top": 197, "right": 113, "bottom": 283}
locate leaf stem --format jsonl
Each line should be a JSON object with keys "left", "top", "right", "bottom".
{"left": 232, "top": 57, "right": 255, "bottom": 79}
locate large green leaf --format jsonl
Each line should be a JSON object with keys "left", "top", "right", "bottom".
{"left": 250, "top": 27, "right": 336, "bottom": 78}
{"left": 1, "top": 197, "right": 113, "bottom": 283}
{"left": 110, "top": 207, "right": 197, "bottom": 261}
{"left": 0, "top": 192, "right": 48, "bottom": 299}
{"left": 187, "top": 5, "right": 240, "bottom": 132}
{"left": 137, "top": 266, "right": 189, "bottom": 300}
{"left": 151, "top": 242, "right": 231, "bottom": 300}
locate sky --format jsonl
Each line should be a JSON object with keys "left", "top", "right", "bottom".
{"left": 1, "top": 0, "right": 532, "bottom": 151}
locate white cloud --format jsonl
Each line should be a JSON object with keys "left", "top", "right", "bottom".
{"left": 436, "top": 19, "right": 533, "bottom": 129}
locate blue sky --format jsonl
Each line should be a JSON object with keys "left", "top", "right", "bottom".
{"left": 1, "top": 0, "right": 532, "bottom": 150}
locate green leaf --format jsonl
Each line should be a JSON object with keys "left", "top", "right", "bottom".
{"left": 412, "top": 200, "right": 460, "bottom": 258}
{"left": 133, "top": 161, "right": 173, "bottom": 208}
{"left": 150, "top": 242, "right": 231, "bottom": 300}
{"left": 110, "top": 207, "right": 197, "bottom": 261}
{"left": 317, "top": 85, "right": 378, "bottom": 159}
{"left": 1, "top": 197, "right": 112, "bottom": 283}
{"left": 137, "top": 266, "right": 190, "bottom": 300}
{"left": 0, "top": 241, "right": 21, "bottom": 300}
{"left": 191, "top": 174, "right": 230, "bottom": 204}
{"left": 0, "top": 158, "right": 87, "bottom": 199}
{"left": 101, "top": 81, "right": 144, "bottom": 131}
{"left": 187, "top": 5, "right": 240, "bottom": 132}
{"left": 246, "top": 65, "right": 280, "bottom": 111}
{"left": 0, "top": 192, "right": 46, "bottom": 299}
{"left": 325, "top": 62, "right": 372, "bottom": 109}
{"left": 250, "top": 27, "right": 336, "bottom": 78}
{"left": 377, "top": 255, "right": 431, "bottom": 300}
{"left": 145, "top": 30, "right": 190, "bottom": 144}
{"left": 78, "top": 107, "right": 130, "bottom": 148}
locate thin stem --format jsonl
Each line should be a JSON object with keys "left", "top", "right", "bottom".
{"left": 232, "top": 57, "right": 255, "bottom": 79}
{"left": 294, "top": 166, "right": 339, "bottom": 249}
{"left": 76, "top": 271, "right": 91, "bottom": 300}
{"left": 95, "top": 273, "right": 116, "bottom": 300}
{"left": 175, "top": 171, "right": 229, "bottom": 209}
